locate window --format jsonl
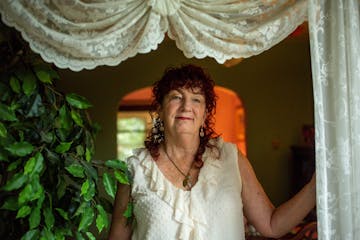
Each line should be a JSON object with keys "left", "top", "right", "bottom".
{"left": 116, "top": 111, "right": 152, "bottom": 160}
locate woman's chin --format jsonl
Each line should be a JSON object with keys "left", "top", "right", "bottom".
{"left": 172, "top": 130, "right": 199, "bottom": 138}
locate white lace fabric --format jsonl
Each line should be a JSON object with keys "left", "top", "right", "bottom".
{"left": 126, "top": 138, "right": 245, "bottom": 240}
{"left": 0, "top": 0, "right": 307, "bottom": 71}
{"left": 309, "top": 0, "right": 360, "bottom": 239}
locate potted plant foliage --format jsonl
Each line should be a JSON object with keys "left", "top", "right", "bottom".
{"left": 0, "top": 23, "right": 131, "bottom": 239}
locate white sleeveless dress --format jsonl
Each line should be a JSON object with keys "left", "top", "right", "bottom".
{"left": 126, "top": 138, "right": 245, "bottom": 240}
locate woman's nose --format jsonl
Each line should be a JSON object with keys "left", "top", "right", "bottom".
{"left": 181, "top": 98, "right": 191, "bottom": 111}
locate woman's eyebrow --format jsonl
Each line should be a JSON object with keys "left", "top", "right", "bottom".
{"left": 176, "top": 88, "right": 203, "bottom": 95}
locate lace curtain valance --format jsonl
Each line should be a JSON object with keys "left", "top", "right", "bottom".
{"left": 0, "top": 0, "right": 307, "bottom": 71}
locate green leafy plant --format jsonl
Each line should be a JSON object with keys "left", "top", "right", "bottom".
{"left": 0, "top": 23, "right": 131, "bottom": 239}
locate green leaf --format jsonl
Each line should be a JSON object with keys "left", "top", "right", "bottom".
{"left": 44, "top": 148, "right": 60, "bottom": 164}
{"left": 78, "top": 207, "right": 94, "bottom": 231}
{"left": 2, "top": 172, "right": 28, "bottom": 191}
{"left": 34, "top": 64, "right": 59, "bottom": 83}
{"left": 55, "top": 141, "right": 72, "bottom": 153}
{"left": 54, "top": 228, "right": 69, "bottom": 240}
{"left": 96, "top": 204, "right": 109, "bottom": 233}
{"left": 19, "top": 177, "right": 43, "bottom": 204}
{"left": 65, "top": 163, "right": 85, "bottom": 178}
{"left": 105, "top": 159, "right": 128, "bottom": 171}
{"left": 24, "top": 152, "right": 44, "bottom": 176}
{"left": 35, "top": 68, "right": 52, "bottom": 84}
{"left": 26, "top": 94, "right": 45, "bottom": 118}
{"left": 0, "top": 103, "right": 17, "bottom": 121}
{"left": 16, "top": 205, "right": 31, "bottom": 218}
{"left": 74, "top": 202, "right": 87, "bottom": 217}
{"left": 29, "top": 206, "right": 41, "bottom": 229}
{"left": 21, "top": 229, "right": 40, "bottom": 240}
{"left": 81, "top": 179, "right": 95, "bottom": 201}
{"left": 75, "top": 145, "right": 84, "bottom": 156}
{"left": 123, "top": 202, "right": 133, "bottom": 219}
{"left": 43, "top": 207, "right": 55, "bottom": 230}
{"left": 5, "top": 141, "right": 34, "bottom": 157}
{"left": 32, "top": 152, "right": 44, "bottom": 175}
{"left": 37, "top": 192, "right": 45, "bottom": 208}
{"left": 85, "top": 232, "right": 95, "bottom": 240}
{"left": 102, "top": 172, "right": 116, "bottom": 199}
{"left": 56, "top": 176, "right": 67, "bottom": 199}
{"left": 7, "top": 159, "right": 22, "bottom": 171}
{"left": 114, "top": 170, "right": 130, "bottom": 185}
{"left": 75, "top": 232, "right": 85, "bottom": 240}
{"left": 66, "top": 93, "right": 92, "bottom": 109}
{"left": 58, "top": 105, "right": 73, "bottom": 131}
{"left": 82, "top": 161, "right": 98, "bottom": 181}
{"left": 24, "top": 156, "right": 36, "bottom": 175}
{"left": 55, "top": 126, "right": 68, "bottom": 142}
{"left": 40, "top": 131, "right": 54, "bottom": 143}
{"left": 10, "top": 101, "right": 21, "bottom": 111}
{"left": 0, "top": 122, "right": 7, "bottom": 137}
{"left": 22, "top": 72, "right": 37, "bottom": 96}
{"left": 55, "top": 208, "right": 69, "bottom": 220}
{"left": 0, "top": 196, "right": 19, "bottom": 210}
{"left": 40, "top": 228, "right": 55, "bottom": 240}
{"left": 10, "top": 76, "right": 21, "bottom": 93}
{"left": 85, "top": 148, "right": 91, "bottom": 162}
{"left": 80, "top": 179, "right": 89, "bottom": 197}
{"left": 71, "top": 110, "right": 83, "bottom": 127}
{"left": 19, "top": 183, "right": 34, "bottom": 204}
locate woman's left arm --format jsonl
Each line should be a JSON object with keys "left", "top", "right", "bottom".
{"left": 238, "top": 150, "right": 316, "bottom": 238}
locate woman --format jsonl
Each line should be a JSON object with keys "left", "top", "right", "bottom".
{"left": 109, "top": 64, "right": 316, "bottom": 240}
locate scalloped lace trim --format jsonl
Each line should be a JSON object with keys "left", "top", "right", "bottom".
{"left": 0, "top": 0, "right": 307, "bottom": 71}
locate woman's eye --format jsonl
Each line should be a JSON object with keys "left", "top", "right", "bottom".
{"left": 192, "top": 98, "right": 202, "bottom": 103}
{"left": 171, "top": 95, "right": 182, "bottom": 100}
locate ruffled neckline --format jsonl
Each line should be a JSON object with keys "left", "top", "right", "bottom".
{"left": 131, "top": 137, "right": 224, "bottom": 240}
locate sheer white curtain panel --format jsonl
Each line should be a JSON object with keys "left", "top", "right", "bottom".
{"left": 308, "top": 0, "right": 360, "bottom": 239}
{"left": 0, "top": 0, "right": 307, "bottom": 71}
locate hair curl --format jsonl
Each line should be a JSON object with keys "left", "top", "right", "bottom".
{"left": 144, "top": 64, "right": 219, "bottom": 168}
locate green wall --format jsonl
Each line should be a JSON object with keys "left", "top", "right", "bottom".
{"left": 56, "top": 33, "right": 313, "bottom": 205}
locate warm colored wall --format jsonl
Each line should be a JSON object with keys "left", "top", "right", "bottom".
{"left": 56, "top": 33, "right": 313, "bottom": 205}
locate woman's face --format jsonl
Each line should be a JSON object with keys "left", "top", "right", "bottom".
{"left": 159, "top": 87, "right": 206, "bottom": 138}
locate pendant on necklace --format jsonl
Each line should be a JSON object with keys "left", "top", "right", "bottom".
{"left": 183, "top": 174, "right": 192, "bottom": 188}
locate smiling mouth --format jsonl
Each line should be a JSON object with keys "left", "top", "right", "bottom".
{"left": 175, "top": 117, "right": 193, "bottom": 120}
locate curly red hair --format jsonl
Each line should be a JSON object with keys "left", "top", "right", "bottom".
{"left": 144, "top": 64, "right": 219, "bottom": 167}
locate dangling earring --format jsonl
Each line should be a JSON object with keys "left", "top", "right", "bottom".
{"left": 199, "top": 126, "right": 205, "bottom": 137}
{"left": 152, "top": 117, "right": 164, "bottom": 143}
{"left": 159, "top": 121, "right": 164, "bottom": 132}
